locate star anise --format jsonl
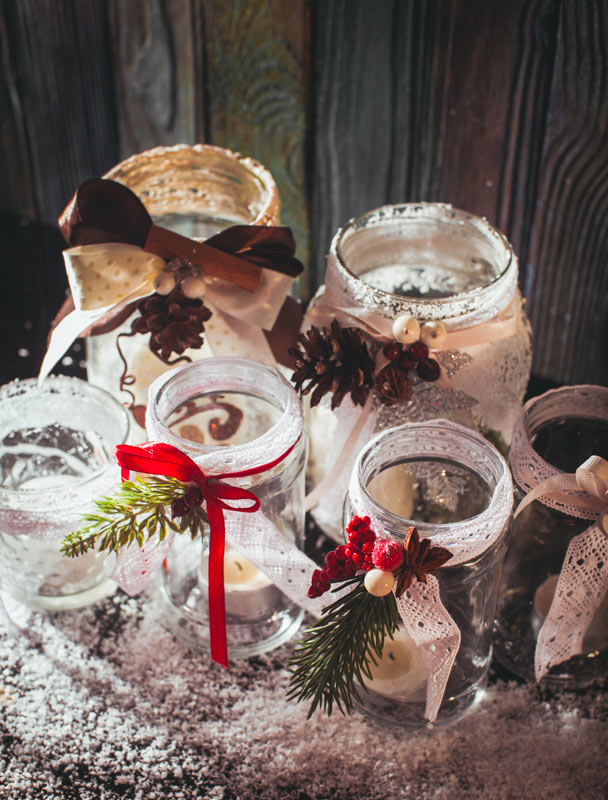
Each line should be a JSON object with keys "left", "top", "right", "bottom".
{"left": 394, "top": 526, "right": 453, "bottom": 597}
{"left": 288, "top": 320, "right": 375, "bottom": 409}
{"left": 130, "top": 288, "right": 212, "bottom": 363}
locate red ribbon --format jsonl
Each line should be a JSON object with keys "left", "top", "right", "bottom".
{"left": 115, "top": 440, "right": 298, "bottom": 667}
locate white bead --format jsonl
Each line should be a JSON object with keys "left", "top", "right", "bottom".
{"left": 420, "top": 320, "right": 448, "bottom": 348}
{"left": 364, "top": 569, "right": 395, "bottom": 597}
{"left": 180, "top": 275, "right": 207, "bottom": 299}
{"left": 154, "top": 271, "right": 176, "bottom": 296}
{"left": 392, "top": 315, "right": 420, "bottom": 344}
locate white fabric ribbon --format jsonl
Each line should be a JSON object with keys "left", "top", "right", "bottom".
{"left": 40, "top": 242, "right": 294, "bottom": 381}
{"left": 348, "top": 420, "right": 513, "bottom": 722}
{"left": 514, "top": 455, "right": 608, "bottom": 680}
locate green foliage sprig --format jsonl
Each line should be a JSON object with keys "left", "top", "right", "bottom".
{"left": 61, "top": 477, "right": 208, "bottom": 558}
{"left": 287, "top": 575, "right": 399, "bottom": 718}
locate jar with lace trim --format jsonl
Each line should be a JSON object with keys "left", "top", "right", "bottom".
{"left": 147, "top": 358, "right": 307, "bottom": 657}
{"left": 494, "top": 386, "right": 608, "bottom": 687}
{"left": 343, "top": 420, "right": 512, "bottom": 728}
{"left": 0, "top": 377, "right": 129, "bottom": 610}
{"left": 86, "top": 144, "right": 281, "bottom": 430}
{"left": 301, "top": 203, "right": 530, "bottom": 540}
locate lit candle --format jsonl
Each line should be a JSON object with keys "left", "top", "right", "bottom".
{"left": 533, "top": 574, "right": 559, "bottom": 618}
{"left": 199, "top": 546, "right": 279, "bottom": 618}
{"left": 365, "top": 627, "right": 427, "bottom": 699}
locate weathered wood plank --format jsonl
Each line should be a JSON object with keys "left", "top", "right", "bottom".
{"left": 202, "top": 0, "right": 310, "bottom": 280}
{"left": 108, "top": 0, "right": 201, "bottom": 155}
{"left": 523, "top": 0, "right": 608, "bottom": 384}
{"left": 0, "top": 0, "right": 119, "bottom": 224}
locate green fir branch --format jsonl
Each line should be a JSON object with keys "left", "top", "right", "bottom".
{"left": 287, "top": 576, "right": 399, "bottom": 718}
{"left": 61, "top": 477, "right": 208, "bottom": 558}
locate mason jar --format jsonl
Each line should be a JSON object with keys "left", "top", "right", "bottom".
{"left": 0, "top": 376, "right": 129, "bottom": 610}
{"left": 304, "top": 203, "right": 530, "bottom": 539}
{"left": 86, "top": 144, "right": 281, "bottom": 427}
{"left": 494, "top": 385, "right": 608, "bottom": 687}
{"left": 147, "top": 357, "right": 307, "bottom": 658}
{"left": 343, "top": 420, "right": 513, "bottom": 728}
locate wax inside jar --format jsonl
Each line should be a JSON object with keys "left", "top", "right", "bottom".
{"left": 223, "top": 548, "right": 272, "bottom": 590}
{"left": 366, "top": 458, "right": 492, "bottom": 524}
{"left": 365, "top": 628, "right": 427, "bottom": 699}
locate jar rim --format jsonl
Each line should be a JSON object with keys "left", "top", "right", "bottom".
{"left": 147, "top": 357, "right": 304, "bottom": 467}
{"left": 103, "top": 143, "right": 280, "bottom": 228}
{"left": 0, "top": 375, "right": 130, "bottom": 504}
{"left": 331, "top": 203, "right": 516, "bottom": 322}
{"left": 355, "top": 419, "right": 512, "bottom": 538}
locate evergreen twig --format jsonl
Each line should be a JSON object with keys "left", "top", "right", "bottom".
{"left": 287, "top": 576, "right": 399, "bottom": 717}
{"left": 61, "top": 477, "right": 208, "bottom": 557}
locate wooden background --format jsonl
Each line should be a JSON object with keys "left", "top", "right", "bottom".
{"left": 1, "top": 0, "right": 606, "bottom": 387}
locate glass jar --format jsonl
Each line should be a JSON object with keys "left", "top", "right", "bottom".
{"left": 344, "top": 420, "right": 512, "bottom": 728}
{"left": 0, "top": 376, "right": 130, "bottom": 610}
{"left": 494, "top": 385, "right": 608, "bottom": 687}
{"left": 306, "top": 203, "right": 530, "bottom": 539}
{"left": 147, "top": 357, "right": 307, "bottom": 658}
{"left": 87, "top": 144, "right": 281, "bottom": 425}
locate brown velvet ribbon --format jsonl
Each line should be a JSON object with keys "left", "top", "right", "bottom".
{"left": 59, "top": 178, "right": 303, "bottom": 291}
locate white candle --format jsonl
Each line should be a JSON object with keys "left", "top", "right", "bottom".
{"left": 533, "top": 573, "right": 608, "bottom": 651}
{"left": 367, "top": 466, "right": 416, "bottom": 519}
{"left": 533, "top": 574, "right": 559, "bottom": 618}
{"left": 199, "top": 546, "right": 279, "bottom": 618}
{"left": 365, "top": 627, "right": 427, "bottom": 699}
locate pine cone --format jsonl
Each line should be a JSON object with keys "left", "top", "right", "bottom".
{"left": 288, "top": 320, "right": 375, "bottom": 410}
{"left": 131, "top": 288, "right": 212, "bottom": 362}
{"left": 374, "top": 363, "right": 413, "bottom": 406}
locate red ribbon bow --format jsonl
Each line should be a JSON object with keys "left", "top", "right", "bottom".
{"left": 115, "top": 440, "right": 298, "bottom": 667}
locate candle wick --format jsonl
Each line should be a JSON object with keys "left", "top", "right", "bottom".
{"left": 235, "top": 561, "right": 243, "bottom": 572}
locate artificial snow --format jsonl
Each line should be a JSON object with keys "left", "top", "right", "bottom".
{"left": 1, "top": 590, "right": 606, "bottom": 800}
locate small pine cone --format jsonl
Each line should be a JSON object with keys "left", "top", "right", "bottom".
{"left": 131, "top": 288, "right": 212, "bottom": 362}
{"left": 374, "top": 363, "right": 413, "bottom": 406}
{"left": 288, "top": 319, "right": 375, "bottom": 410}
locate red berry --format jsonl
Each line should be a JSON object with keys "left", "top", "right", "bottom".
{"left": 308, "top": 586, "right": 321, "bottom": 599}
{"left": 344, "top": 560, "right": 356, "bottom": 577}
{"left": 319, "top": 581, "right": 330, "bottom": 592}
{"left": 383, "top": 341, "right": 403, "bottom": 360}
{"left": 325, "top": 551, "right": 337, "bottom": 567}
{"left": 409, "top": 341, "right": 429, "bottom": 361}
{"left": 398, "top": 351, "right": 417, "bottom": 370}
{"left": 362, "top": 542, "right": 374, "bottom": 554}
{"left": 183, "top": 486, "right": 203, "bottom": 508}
{"left": 171, "top": 498, "right": 188, "bottom": 517}
{"left": 335, "top": 545, "right": 347, "bottom": 561}
{"left": 344, "top": 545, "right": 353, "bottom": 559}
{"left": 312, "top": 569, "right": 323, "bottom": 582}
{"left": 325, "top": 566, "right": 340, "bottom": 580}
{"left": 372, "top": 539, "right": 404, "bottom": 571}
{"left": 417, "top": 358, "right": 441, "bottom": 382}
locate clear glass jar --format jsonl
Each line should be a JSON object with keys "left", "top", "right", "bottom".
{"left": 344, "top": 421, "right": 512, "bottom": 728}
{"left": 494, "top": 385, "right": 608, "bottom": 687}
{"left": 87, "top": 144, "right": 281, "bottom": 425}
{"left": 307, "top": 203, "right": 531, "bottom": 539}
{"left": 148, "top": 357, "right": 306, "bottom": 658}
{"left": 0, "top": 376, "right": 130, "bottom": 610}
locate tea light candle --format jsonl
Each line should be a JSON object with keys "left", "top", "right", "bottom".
{"left": 534, "top": 574, "right": 559, "bottom": 618}
{"left": 533, "top": 573, "right": 608, "bottom": 651}
{"left": 200, "top": 547, "right": 279, "bottom": 618}
{"left": 365, "top": 627, "right": 427, "bottom": 699}
{"left": 367, "top": 467, "right": 415, "bottom": 519}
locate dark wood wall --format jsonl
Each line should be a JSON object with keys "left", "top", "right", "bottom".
{"left": 1, "top": 0, "right": 606, "bottom": 386}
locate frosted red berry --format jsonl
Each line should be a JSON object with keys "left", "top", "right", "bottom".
{"left": 372, "top": 539, "right": 404, "bottom": 571}
{"left": 170, "top": 498, "right": 188, "bottom": 517}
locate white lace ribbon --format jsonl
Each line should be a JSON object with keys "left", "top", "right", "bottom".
{"left": 513, "top": 452, "right": 608, "bottom": 680}
{"left": 110, "top": 364, "right": 325, "bottom": 617}
{"left": 348, "top": 420, "right": 512, "bottom": 722}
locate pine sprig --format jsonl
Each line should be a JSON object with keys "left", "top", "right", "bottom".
{"left": 287, "top": 575, "right": 399, "bottom": 718}
{"left": 61, "top": 476, "right": 208, "bottom": 558}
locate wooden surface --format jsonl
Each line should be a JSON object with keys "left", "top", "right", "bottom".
{"left": 0, "top": 0, "right": 606, "bottom": 385}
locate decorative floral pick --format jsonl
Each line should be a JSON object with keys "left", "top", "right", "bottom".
{"left": 288, "top": 515, "right": 452, "bottom": 717}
